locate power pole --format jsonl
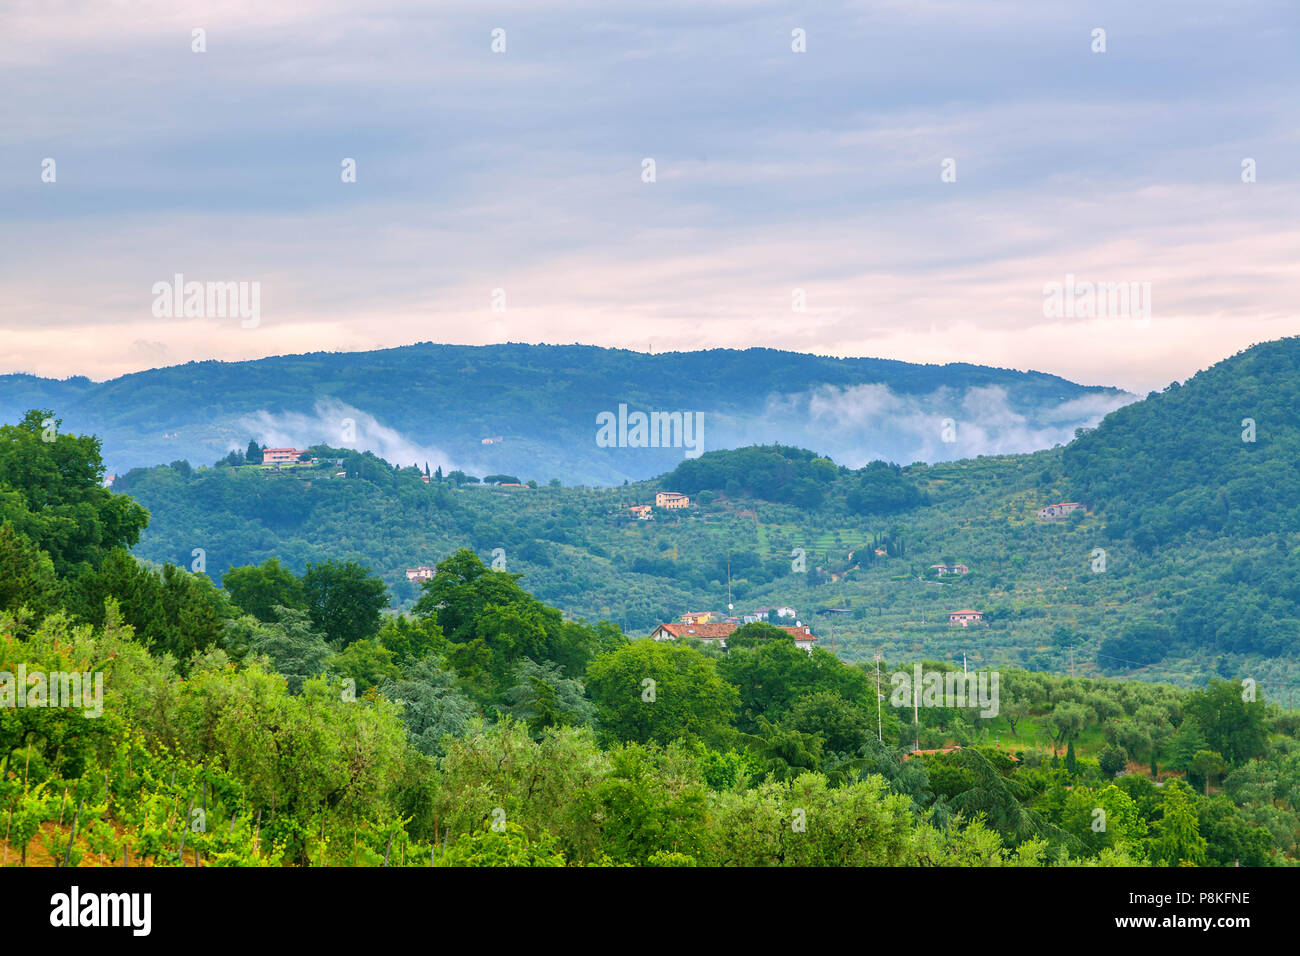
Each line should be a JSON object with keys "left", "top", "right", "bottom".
{"left": 874, "top": 652, "right": 883, "bottom": 743}
{"left": 726, "top": 552, "right": 732, "bottom": 612}
{"left": 913, "top": 663, "right": 920, "bottom": 752}
{"left": 1070, "top": 646, "right": 1075, "bottom": 678}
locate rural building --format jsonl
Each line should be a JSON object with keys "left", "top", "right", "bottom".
{"left": 680, "top": 611, "right": 717, "bottom": 625}
{"left": 650, "top": 621, "right": 816, "bottom": 652}
{"left": 262, "top": 447, "right": 307, "bottom": 465}
{"left": 948, "top": 609, "right": 984, "bottom": 627}
{"left": 1037, "top": 502, "right": 1085, "bottom": 520}
{"left": 930, "top": 563, "right": 969, "bottom": 575}
{"left": 743, "top": 606, "right": 798, "bottom": 623}
{"left": 655, "top": 491, "right": 691, "bottom": 509}
{"left": 626, "top": 504, "right": 653, "bottom": 519}
{"left": 405, "top": 566, "right": 435, "bottom": 582}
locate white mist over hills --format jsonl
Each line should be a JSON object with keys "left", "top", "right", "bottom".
{"left": 0, "top": 342, "right": 1135, "bottom": 483}
{"left": 237, "top": 399, "right": 465, "bottom": 474}
{"left": 723, "top": 384, "right": 1135, "bottom": 468}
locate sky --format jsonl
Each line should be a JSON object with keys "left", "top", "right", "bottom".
{"left": 1, "top": 0, "right": 1296, "bottom": 393}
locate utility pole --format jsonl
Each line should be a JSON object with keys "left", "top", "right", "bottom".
{"left": 1070, "top": 646, "right": 1075, "bottom": 678}
{"left": 874, "top": 652, "right": 883, "bottom": 743}
{"left": 913, "top": 662, "right": 920, "bottom": 752}
{"left": 726, "top": 552, "right": 732, "bottom": 612}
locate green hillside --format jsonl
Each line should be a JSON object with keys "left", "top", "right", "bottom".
{"left": 2, "top": 407, "right": 1298, "bottom": 867}
{"left": 111, "top": 337, "right": 1300, "bottom": 701}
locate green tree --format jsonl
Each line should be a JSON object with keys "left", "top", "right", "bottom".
{"left": 438, "top": 821, "right": 566, "bottom": 867}
{"left": 0, "top": 410, "right": 150, "bottom": 574}
{"left": 1098, "top": 744, "right": 1129, "bottom": 778}
{"left": 1060, "top": 784, "right": 1147, "bottom": 857}
{"left": 303, "top": 559, "right": 389, "bottom": 648}
{"left": 717, "top": 641, "right": 871, "bottom": 734}
{"left": 379, "top": 657, "right": 476, "bottom": 756}
{"left": 585, "top": 640, "right": 738, "bottom": 748}
{"left": 1189, "top": 750, "right": 1228, "bottom": 797}
{"left": 330, "top": 638, "right": 401, "bottom": 694}
{"left": 1183, "top": 680, "right": 1268, "bottom": 767}
{"left": 1149, "top": 779, "right": 1208, "bottom": 866}
{"left": 502, "top": 658, "right": 593, "bottom": 735}
{"left": 242, "top": 606, "right": 333, "bottom": 693}
{"left": 221, "top": 557, "right": 305, "bottom": 623}
{"left": 0, "top": 522, "right": 60, "bottom": 615}
{"left": 786, "top": 691, "right": 873, "bottom": 755}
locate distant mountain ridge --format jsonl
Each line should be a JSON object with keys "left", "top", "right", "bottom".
{"left": 0, "top": 342, "right": 1133, "bottom": 485}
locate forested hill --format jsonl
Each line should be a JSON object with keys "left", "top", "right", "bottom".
{"left": 3, "top": 401, "right": 1296, "bottom": 867}
{"left": 0, "top": 342, "right": 1130, "bottom": 484}
{"left": 1065, "top": 336, "right": 1300, "bottom": 549}
{"left": 102, "top": 335, "right": 1300, "bottom": 693}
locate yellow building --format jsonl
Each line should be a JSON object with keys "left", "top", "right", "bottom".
{"left": 655, "top": 491, "right": 691, "bottom": 509}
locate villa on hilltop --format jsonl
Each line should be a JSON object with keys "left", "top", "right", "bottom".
{"left": 263, "top": 447, "right": 306, "bottom": 465}
{"left": 655, "top": 491, "right": 691, "bottom": 509}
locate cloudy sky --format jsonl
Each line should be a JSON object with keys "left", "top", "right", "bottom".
{"left": 1, "top": 0, "right": 1296, "bottom": 392}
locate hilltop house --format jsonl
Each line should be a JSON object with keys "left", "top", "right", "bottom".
{"left": 405, "top": 566, "right": 435, "bottom": 583}
{"left": 263, "top": 447, "right": 305, "bottom": 465}
{"left": 1037, "top": 502, "right": 1085, "bottom": 520}
{"left": 655, "top": 491, "right": 691, "bottom": 509}
{"left": 930, "top": 563, "right": 969, "bottom": 575}
{"left": 650, "top": 621, "right": 816, "bottom": 652}
{"left": 949, "top": 609, "right": 985, "bottom": 627}
{"left": 627, "top": 504, "right": 653, "bottom": 520}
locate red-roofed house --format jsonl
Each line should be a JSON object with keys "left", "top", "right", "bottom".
{"left": 948, "top": 609, "right": 984, "bottom": 627}
{"left": 263, "top": 447, "right": 305, "bottom": 465}
{"left": 650, "top": 621, "right": 816, "bottom": 652}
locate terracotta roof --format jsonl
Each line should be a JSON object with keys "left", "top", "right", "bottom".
{"left": 654, "top": 622, "right": 816, "bottom": 641}
{"left": 950, "top": 609, "right": 983, "bottom": 616}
